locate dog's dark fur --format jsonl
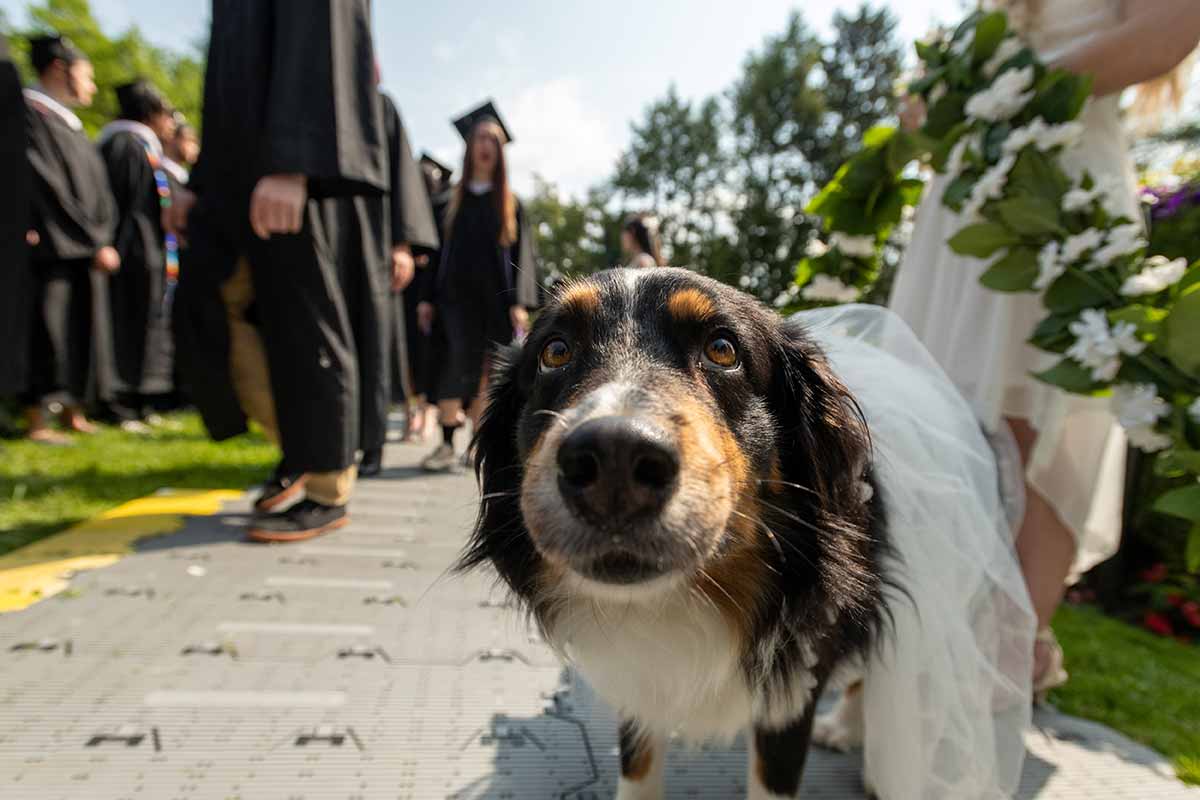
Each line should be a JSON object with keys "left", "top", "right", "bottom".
{"left": 456, "top": 268, "right": 896, "bottom": 796}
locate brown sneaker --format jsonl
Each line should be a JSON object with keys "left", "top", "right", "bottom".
{"left": 247, "top": 499, "right": 349, "bottom": 543}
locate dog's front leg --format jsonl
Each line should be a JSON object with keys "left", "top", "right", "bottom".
{"left": 615, "top": 719, "right": 666, "bottom": 800}
{"left": 747, "top": 703, "right": 818, "bottom": 799}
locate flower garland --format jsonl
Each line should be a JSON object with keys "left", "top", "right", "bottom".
{"left": 797, "top": 10, "right": 1200, "bottom": 569}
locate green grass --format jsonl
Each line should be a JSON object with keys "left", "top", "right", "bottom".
{"left": 1052, "top": 603, "right": 1200, "bottom": 784}
{"left": 0, "top": 412, "right": 277, "bottom": 557}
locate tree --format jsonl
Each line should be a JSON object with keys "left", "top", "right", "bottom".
{"left": 526, "top": 176, "right": 618, "bottom": 280}
{"left": 729, "top": 5, "right": 903, "bottom": 304}
{"left": 611, "top": 87, "right": 733, "bottom": 279}
{"left": 3, "top": 0, "right": 205, "bottom": 136}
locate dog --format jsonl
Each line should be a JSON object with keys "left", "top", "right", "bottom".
{"left": 456, "top": 268, "right": 897, "bottom": 799}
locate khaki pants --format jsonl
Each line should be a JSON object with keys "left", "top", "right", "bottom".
{"left": 221, "top": 258, "right": 356, "bottom": 506}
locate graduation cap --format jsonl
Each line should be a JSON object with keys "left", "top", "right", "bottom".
{"left": 29, "top": 34, "right": 84, "bottom": 73}
{"left": 452, "top": 99, "right": 513, "bottom": 144}
{"left": 420, "top": 152, "right": 453, "bottom": 181}
{"left": 115, "top": 79, "right": 172, "bottom": 122}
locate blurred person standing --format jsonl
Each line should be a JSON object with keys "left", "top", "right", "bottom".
{"left": 399, "top": 153, "right": 454, "bottom": 443}
{"left": 22, "top": 34, "right": 119, "bottom": 444}
{"left": 417, "top": 101, "right": 539, "bottom": 472}
{"left": 0, "top": 36, "right": 32, "bottom": 417}
{"left": 358, "top": 87, "right": 439, "bottom": 477}
{"left": 620, "top": 213, "right": 664, "bottom": 269}
{"left": 97, "top": 79, "right": 178, "bottom": 428}
{"left": 162, "top": 114, "right": 198, "bottom": 184}
{"left": 170, "top": 0, "right": 387, "bottom": 541}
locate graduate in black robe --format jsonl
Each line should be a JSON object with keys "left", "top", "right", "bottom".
{"left": 22, "top": 35, "right": 120, "bottom": 444}
{"left": 98, "top": 79, "right": 179, "bottom": 423}
{"left": 171, "top": 0, "right": 387, "bottom": 540}
{"left": 356, "top": 90, "right": 439, "bottom": 476}
{"left": 399, "top": 152, "right": 453, "bottom": 442}
{"left": 0, "top": 36, "right": 32, "bottom": 409}
{"left": 418, "top": 101, "right": 539, "bottom": 472}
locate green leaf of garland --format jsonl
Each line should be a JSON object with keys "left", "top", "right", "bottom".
{"left": 972, "top": 12, "right": 1008, "bottom": 62}
{"left": 1152, "top": 484, "right": 1200, "bottom": 523}
{"left": 992, "top": 196, "right": 1066, "bottom": 237}
{"left": 947, "top": 223, "right": 1019, "bottom": 258}
{"left": 980, "top": 247, "right": 1039, "bottom": 292}
{"left": 1043, "top": 271, "right": 1111, "bottom": 313}
{"left": 1032, "top": 358, "right": 1105, "bottom": 394}
{"left": 1163, "top": 285, "right": 1200, "bottom": 375}
{"left": 1188, "top": 524, "right": 1200, "bottom": 573}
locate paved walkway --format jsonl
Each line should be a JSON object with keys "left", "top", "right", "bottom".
{"left": 1, "top": 432, "right": 1195, "bottom": 799}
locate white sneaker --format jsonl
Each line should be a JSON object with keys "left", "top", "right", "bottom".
{"left": 421, "top": 443, "right": 460, "bottom": 473}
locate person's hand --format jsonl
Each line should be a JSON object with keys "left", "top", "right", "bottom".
{"left": 509, "top": 305, "right": 529, "bottom": 334}
{"left": 93, "top": 245, "right": 120, "bottom": 273}
{"left": 391, "top": 243, "right": 415, "bottom": 292}
{"left": 899, "top": 95, "right": 927, "bottom": 132}
{"left": 163, "top": 188, "right": 196, "bottom": 238}
{"left": 417, "top": 301, "right": 435, "bottom": 335}
{"left": 25, "top": 230, "right": 39, "bottom": 247}
{"left": 249, "top": 174, "right": 307, "bottom": 240}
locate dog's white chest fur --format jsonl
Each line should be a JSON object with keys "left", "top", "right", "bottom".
{"left": 550, "top": 585, "right": 755, "bottom": 740}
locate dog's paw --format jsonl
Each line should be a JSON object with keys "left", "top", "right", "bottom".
{"left": 812, "top": 709, "right": 863, "bottom": 753}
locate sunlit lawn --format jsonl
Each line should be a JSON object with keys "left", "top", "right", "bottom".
{"left": 0, "top": 412, "right": 275, "bottom": 557}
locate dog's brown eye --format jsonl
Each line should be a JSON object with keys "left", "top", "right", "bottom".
{"left": 540, "top": 338, "right": 572, "bottom": 370}
{"left": 703, "top": 335, "right": 739, "bottom": 369}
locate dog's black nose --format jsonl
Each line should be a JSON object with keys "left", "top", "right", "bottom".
{"left": 557, "top": 416, "right": 680, "bottom": 523}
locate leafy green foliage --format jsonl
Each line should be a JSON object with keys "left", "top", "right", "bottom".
{"left": 3, "top": 0, "right": 206, "bottom": 136}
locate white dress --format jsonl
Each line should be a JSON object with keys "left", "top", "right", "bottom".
{"left": 798, "top": 305, "right": 1035, "bottom": 799}
{"left": 889, "top": 0, "right": 1134, "bottom": 579}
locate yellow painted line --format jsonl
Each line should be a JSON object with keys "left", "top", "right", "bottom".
{"left": 0, "top": 489, "right": 241, "bottom": 613}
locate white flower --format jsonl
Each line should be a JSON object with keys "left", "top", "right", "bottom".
{"left": 1112, "top": 383, "right": 1171, "bottom": 429}
{"left": 1002, "top": 118, "right": 1048, "bottom": 155}
{"left": 801, "top": 275, "right": 861, "bottom": 304}
{"left": 963, "top": 154, "right": 1017, "bottom": 219}
{"left": 829, "top": 232, "right": 876, "bottom": 259}
{"left": 1063, "top": 186, "right": 1098, "bottom": 212}
{"left": 1189, "top": 397, "right": 1200, "bottom": 424}
{"left": 946, "top": 134, "right": 972, "bottom": 177}
{"left": 1066, "top": 309, "right": 1144, "bottom": 382}
{"left": 1112, "top": 384, "right": 1173, "bottom": 452}
{"left": 1092, "top": 223, "right": 1146, "bottom": 268}
{"left": 1035, "top": 241, "right": 1064, "bottom": 290}
{"left": 965, "top": 66, "right": 1036, "bottom": 122}
{"left": 1125, "top": 425, "right": 1174, "bottom": 452}
{"left": 1038, "top": 122, "right": 1085, "bottom": 150}
{"left": 929, "top": 81, "right": 948, "bottom": 106}
{"left": 805, "top": 239, "right": 830, "bottom": 259}
{"left": 1060, "top": 228, "right": 1105, "bottom": 266}
{"left": 983, "top": 37, "right": 1025, "bottom": 78}
{"left": 1120, "top": 255, "right": 1188, "bottom": 296}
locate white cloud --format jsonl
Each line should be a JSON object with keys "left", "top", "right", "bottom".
{"left": 504, "top": 77, "right": 620, "bottom": 199}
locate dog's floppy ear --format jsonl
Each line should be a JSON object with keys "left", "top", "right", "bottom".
{"left": 455, "top": 345, "right": 542, "bottom": 594}
{"left": 767, "top": 318, "right": 870, "bottom": 517}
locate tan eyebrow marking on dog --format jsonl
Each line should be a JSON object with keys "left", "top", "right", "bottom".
{"left": 666, "top": 288, "right": 716, "bottom": 323}
{"left": 555, "top": 280, "right": 602, "bottom": 316}
{"left": 622, "top": 739, "right": 656, "bottom": 781}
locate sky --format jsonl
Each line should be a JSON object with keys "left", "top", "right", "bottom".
{"left": 1, "top": 0, "right": 963, "bottom": 197}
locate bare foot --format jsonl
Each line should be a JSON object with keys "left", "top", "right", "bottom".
{"left": 61, "top": 408, "right": 98, "bottom": 434}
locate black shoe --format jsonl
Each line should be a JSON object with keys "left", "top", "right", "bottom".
{"left": 254, "top": 466, "right": 308, "bottom": 513}
{"left": 247, "top": 499, "right": 349, "bottom": 543}
{"left": 359, "top": 447, "right": 383, "bottom": 477}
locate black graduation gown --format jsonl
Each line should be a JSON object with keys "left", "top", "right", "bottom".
{"left": 99, "top": 130, "right": 174, "bottom": 397}
{"left": 430, "top": 189, "right": 538, "bottom": 401}
{"left": 173, "top": 0, "right": 387, "bottom": 473}
{"left": 379, "top": 93, "right": 439, "bottom": 409}
{"left": 24, "top": 95, "right": 118, "bottom": 407}
{"left": 0, "top": 40, "right": 32, "bottom": 397}
{"left": 403, "top": 187, "right": 449, "bottom": 402}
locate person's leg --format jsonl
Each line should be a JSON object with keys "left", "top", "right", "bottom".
{"left": 221, "top": 258, "right": 280, "bottom": 445}
{"left": 1007, "top": 417, "right": 1075, "bottom": 691}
